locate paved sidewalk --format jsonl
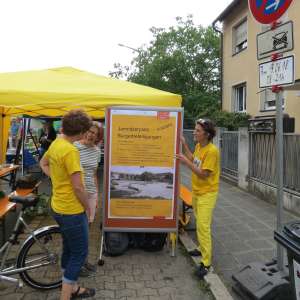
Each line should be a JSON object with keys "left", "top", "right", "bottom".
{"left": 181, "top": 167, "right": 297, "bottom": 299}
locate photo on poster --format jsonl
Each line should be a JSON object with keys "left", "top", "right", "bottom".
{"left": 110, "top": 166, "right": 174, "bottom": 200}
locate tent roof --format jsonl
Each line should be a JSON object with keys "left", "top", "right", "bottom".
{"left": 0, "top": 67, "right": 182, "bottom": 118}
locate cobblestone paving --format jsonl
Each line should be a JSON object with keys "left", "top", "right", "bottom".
{"left": 0, "top": 211, "right": 212, "bottom": 300}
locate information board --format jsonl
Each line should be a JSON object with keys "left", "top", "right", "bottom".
{"left": 103, "top": 106, "right": 182, "bottom": 232}
{"left": 259, "top": 55, "right": 294, "bottom": 88}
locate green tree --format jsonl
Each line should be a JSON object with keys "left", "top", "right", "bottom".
{"left": 110, "top": 16, "right": 248, "bottom": 130}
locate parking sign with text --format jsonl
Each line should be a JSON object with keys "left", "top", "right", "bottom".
{"left": 259, "top": 55, "right": 294, "bottom": 88}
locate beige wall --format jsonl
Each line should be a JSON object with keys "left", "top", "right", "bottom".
{"left": 222, "top": 0, "right": 300, "bottom": 132}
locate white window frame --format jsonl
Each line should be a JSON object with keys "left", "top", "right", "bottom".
{"left": 233, "top": 83, "right": 247, "bottom": 112}
{"left": 233, "top": 18, "right": 248, "bottom": 54}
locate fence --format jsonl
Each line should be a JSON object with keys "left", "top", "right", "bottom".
{"left": 249, "top": 132, "right": 300, "bottom": 193}
{"left": 220, "top": 131, "right": 239, "bottom": 180}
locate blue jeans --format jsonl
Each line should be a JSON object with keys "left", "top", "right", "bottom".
{"left": 52, "top": 211, "right": 88, "bottom": 284}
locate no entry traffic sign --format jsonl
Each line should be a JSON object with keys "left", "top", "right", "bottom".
{"left": 249, "top": 0, "right": 293, "bottom": 24}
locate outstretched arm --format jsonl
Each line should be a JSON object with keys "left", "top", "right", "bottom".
{"left": 181, "top": 135, "right": 193, "bottom": 162}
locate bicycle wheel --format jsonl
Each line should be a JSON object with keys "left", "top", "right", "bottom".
{"left": 17, "top": 226, "right": 62, "bottom": 290}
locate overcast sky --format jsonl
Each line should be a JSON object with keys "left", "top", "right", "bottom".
{"left": 0, "top": 0, "right": 232, "bottom": 76}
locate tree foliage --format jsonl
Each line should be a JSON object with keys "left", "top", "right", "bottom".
{"left": 110, "top": 15, "right": 249, "bottom": 130}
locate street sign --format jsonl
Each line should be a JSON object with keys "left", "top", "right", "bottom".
{"left": 259, "top": 55, "right": 294, "bottom": 88}
{"left": 257, "top": 21, "right": 293, "bottom": 59}
{"left": 249, "top": 0, "right": 293, "bottom": 24}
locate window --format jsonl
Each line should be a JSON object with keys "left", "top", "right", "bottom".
{"left": 233, "top": 84, "right": 246, "bottom": 112}
{"left": 233, "top": 19, "right": 247, "bottom": 54}
{"left": 260, "top": 89, "right": 285, "bottom": 111}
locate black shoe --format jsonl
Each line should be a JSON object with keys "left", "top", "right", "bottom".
{"left": 195, "top": 263, "right": 210, "bottom": 279}
{"left": 188, "top": 249, "right": 202, "bottom": 256}
{"left": 71, "top": 286, "right": 96, "bottom": 299}
{"left": 83, "top": 261, "right": 97, "bottom": 272}
{"left": 79, "top": 266, "right": 92, "bottom": 277}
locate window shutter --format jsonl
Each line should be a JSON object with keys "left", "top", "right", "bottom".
{"left": 235, "top": 21, "right": 247, "bottom": 45}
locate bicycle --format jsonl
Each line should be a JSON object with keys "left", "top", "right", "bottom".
{"left": 0, "top": 193, "right": 62, "bottom": 290}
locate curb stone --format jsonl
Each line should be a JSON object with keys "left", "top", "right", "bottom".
{"left": 179, "top": 230, "right": 233, "bottom": 300}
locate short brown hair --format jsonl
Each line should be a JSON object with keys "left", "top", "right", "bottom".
{"left": 62, "top": 109, "right": 92, "bottom": 136}
{"left": 196, "top": 118, "right": 216, "bottom": 141}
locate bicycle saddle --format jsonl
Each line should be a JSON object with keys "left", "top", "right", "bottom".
{"left": 9, "top": 193, "right": 38, "bottom": 208}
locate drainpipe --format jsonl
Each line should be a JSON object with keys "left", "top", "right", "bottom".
{"left": 212, "top": 20, "right": 223, "bottom": 110}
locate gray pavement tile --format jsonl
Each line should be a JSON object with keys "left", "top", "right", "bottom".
{"left": 212, "top": 230, "right": 241, "bottom": 242}
{"left": 214, "top": 217, "right": 242, "bottom": 226}
{"left": 244, "top": 221, "right": 271, "bottom": 230}
{"left": 136, "top": 274, "right": 154, "bottom": 281}
{"left": 234, "top": 250, "right": 265, "bottom": 265}
{"left": 213, "top": 240, "right": 230, "bottom": 255}
{"left": 46, "top": 291, "right": 60, "bottom": 300}
{"left": 105, "top": 281, "right": 126, "bottom": 290}
{"left": 258, "top": 249, "right": 277, "bottom": 261}
{"left": 149, "top": 295, "right": 171, "bottom": 300}
{"left": 255, "top": 228, "right": 275, "bottom": 239}
{"left": 158, "top": 286, "right": 179, "bottom": 296}
{"left": 234, "top": 230, "right": 261, "bottom": 241}
{"left": 115, "top": 275, "right": 135, "bottom": 282}
{"left": 213, "top": 254, "right": 239, "bottom": 271}
{"left": 0, "top": 294, "right": 24, "bottom": 300}
{"left": 115, "top": 288, "right": 136, "bottom": 298}
{"left": 23, "top": 292, "right": 48, "bottom": 300}
{"left": 221, "top": 239, "right": 252, "bottom": 253}
{"left": 0, "top": 285, "right": 16, "bottom": 296}
{"left": 245, "top": 239, "right": 275, "bottom": 250}
{"left": 212, "top": 224, "right": 232, "bottom": 233}
{"left": 264, "top": 219, "right": 277, "bottom": 228}
{"left": 126, "top": 282, "right": 145, "bottom": 290}
{"left": 137, "top": 287, "right": 158, "bottom": 297}
{"left": 227, "top": 224, "right": 254, "bottom": 233}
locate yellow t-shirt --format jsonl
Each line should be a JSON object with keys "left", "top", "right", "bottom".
{"left": 191, "top": 143, "right": 220, "bottom": 196}
{"left": 44, "top": 138, "right": 84, "bottom": 214}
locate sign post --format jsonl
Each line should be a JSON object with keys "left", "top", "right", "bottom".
{"left": 250, "top": 0, "right": 295, "bottom": 272}
{"left": 275, "top": 87, "right": 284, "bottom": 270}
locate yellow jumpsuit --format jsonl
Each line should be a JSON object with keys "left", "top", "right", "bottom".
{"left": 191, "top": 143, "right": 220, "bottom": 267}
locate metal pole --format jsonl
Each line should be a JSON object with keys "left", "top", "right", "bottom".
{"left": 275, "top": 90, "right": 284, "bottom": 271}
{"left": 21, "top": 118, "right": 26, "bottom": 176}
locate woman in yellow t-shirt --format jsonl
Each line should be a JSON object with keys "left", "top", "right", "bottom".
{"left": 177, "top": 118, "right": 220, "bottom": 279}
{"left": 40, "top": 109, "right": 96, "bottom": 300}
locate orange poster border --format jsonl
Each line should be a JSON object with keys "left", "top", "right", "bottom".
{"left": 103, "top": 107, "right": 182, "bottom": 231}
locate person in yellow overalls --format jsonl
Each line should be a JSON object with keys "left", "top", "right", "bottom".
{"left": 177, "top": 118, "right": 220, "bottom": 278}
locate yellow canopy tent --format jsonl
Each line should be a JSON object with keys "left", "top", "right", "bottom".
{"left": 0, "top": 67, "right": 182, "bottom": 163}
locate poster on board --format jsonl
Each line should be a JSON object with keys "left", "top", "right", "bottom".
{"left": 103, "top": 106, "right": 182, "bottom": 231}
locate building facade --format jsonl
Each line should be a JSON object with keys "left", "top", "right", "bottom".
{"left": 214, "top": 0, "right": 300, "bottom": 132}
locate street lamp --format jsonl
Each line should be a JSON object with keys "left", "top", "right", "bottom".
{"left": 118, "top": 43, "right": 140, "bottom": 53}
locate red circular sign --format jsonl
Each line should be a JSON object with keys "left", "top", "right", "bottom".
{"left": 249, "top": 0, "right": 293, "bottom": 24}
